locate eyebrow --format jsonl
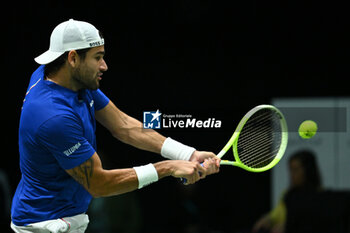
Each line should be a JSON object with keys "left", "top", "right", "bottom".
{"left": 94, "top": 51, "right": 105, "bottom": 56}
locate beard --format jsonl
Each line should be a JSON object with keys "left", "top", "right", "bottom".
{"left": 72, "top": 65, "right": 100, "bottom": 90}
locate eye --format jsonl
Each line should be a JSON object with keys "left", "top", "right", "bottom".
{"left": 95, "top": 56, "right": 102, "bottom": 61}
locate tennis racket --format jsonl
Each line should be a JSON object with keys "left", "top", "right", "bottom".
{"left": 182, "top": 104, "right": 288, "bottom": 183}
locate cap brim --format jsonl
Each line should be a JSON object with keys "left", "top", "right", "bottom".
{"left": 34, "top": 50, "right": 65, "bottom": 65}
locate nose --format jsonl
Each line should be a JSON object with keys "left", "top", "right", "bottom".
{"left": 100, "top": 59, "right": 108, "bottom": 72}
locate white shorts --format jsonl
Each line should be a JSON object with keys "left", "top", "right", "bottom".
{"left": 10, "top": 213, "right": 89, "bottom": 233}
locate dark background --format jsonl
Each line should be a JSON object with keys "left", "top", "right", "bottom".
{"left": 3, "top": 0, "right": 349, "bottom": 232}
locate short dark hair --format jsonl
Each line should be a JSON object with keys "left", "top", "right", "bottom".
{"left": 43, "top": 48, "right": 91, "bottom": 78}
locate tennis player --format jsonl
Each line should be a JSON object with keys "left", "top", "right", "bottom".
{"left": 11, "top": 19, "right": 220, "bottom": 233}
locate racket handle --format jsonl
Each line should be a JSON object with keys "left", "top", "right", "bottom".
{"left": 181, "top": 163, "right": 204, "bottom": 184}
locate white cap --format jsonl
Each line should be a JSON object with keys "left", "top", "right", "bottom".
{"left": 34, "top": 19, "right": 104, "bottom": 65}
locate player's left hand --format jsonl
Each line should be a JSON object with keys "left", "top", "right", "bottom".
{"left": 189, "top": 151, "right": 220, "bottom": 176}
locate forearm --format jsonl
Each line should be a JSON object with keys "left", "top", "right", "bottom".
{"left": 87, "top": 161, "right": 173, "bottom": 197}
{"left": 89, "top": 159, "right": 207, "bottom": 197}
{"left": 67, "top": 152, "right": 217, "bottom": 198}
{"left": 117, "top": 120, "right": 216, "bottom": 164}
{"left": 96, "top": 102, "right": 197, "bottom": 158}
{"left": 114, "top": 115, "right": 166, "bottom": 154}
{"left": 92, "top": 167, "right": 138, "bottom": 197}
{"left": 95, "top": 102, "right": 165, "bottom": 154}
{"left": 95, "top": 102, "right": 220, "bottom": 168}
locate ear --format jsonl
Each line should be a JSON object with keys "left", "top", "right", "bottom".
{"left": 67, "top": 50, "right": 79, "bottom": 68}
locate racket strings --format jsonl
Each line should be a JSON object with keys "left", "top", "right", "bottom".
{"left": 239, "top": 130, "right": 281, "bottom": 167}
{"left": 238, "top": 126, "right": 280, "bottom": 155}
{"left": 239, "top": 136, "right": 281, "bottom": 168}
{"left": 241, "top": 137, "right": 281, "bottom": 167}
{"left": 238, "top": 125, "right": 275, "bottom": 148}
{"left": 237, "top": 109, "right": 282, "bottom": 168}
{"left": 239, "top": 136, "right": 280, "bottom": 167}
{"left": 240, "top": 131, "right": 281, "bottom": 167}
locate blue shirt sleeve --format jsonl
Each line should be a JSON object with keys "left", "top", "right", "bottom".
{"left": 36, "top": 114, "right": 96, "bottom": 170}
{"left": 91, "top": 89, "right": 109, "bottom": 111}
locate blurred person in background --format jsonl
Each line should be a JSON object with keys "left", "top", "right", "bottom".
{"left": 252, "top": 150, "right": 322, "bottom": 233}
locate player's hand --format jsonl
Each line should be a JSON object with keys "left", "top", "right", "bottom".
{"left": 170, "top": 160, "right": 206, "bottom": 185}
{"left": 190, "top": 150, "right": 220, "bottom": 175}
{"left": 202, "top": 158, "right": 220, "bottom": 176}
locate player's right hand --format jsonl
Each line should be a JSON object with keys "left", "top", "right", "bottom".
{"left": 202, "top": 157, "right": 220, "bottom": 175}
{"left": 170, "top": 161, "right": 206, "bottom": 185}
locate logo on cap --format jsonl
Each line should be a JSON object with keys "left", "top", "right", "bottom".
{"left": 89, "top": 39, "right": 105, "bottom": 47}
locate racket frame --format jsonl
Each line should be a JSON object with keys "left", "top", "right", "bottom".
{"left": 217, "top": 105, "right": 288, "bottom": 172}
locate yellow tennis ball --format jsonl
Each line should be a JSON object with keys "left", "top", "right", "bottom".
{"left": 298, "top": 120, "right": 318, "bottom": 139}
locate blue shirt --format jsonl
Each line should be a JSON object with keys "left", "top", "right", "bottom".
{"left": 11, "top": 65, "right": 110, "bottom": 226}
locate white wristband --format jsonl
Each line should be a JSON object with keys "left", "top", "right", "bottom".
{"left": 161, "top": 137, "right": 196, "bottom": 161}
{"left": 133, "top": 164, "right": 159, "bottom": 189}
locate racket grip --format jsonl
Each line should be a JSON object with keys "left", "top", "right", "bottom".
{"left": 181, "top": 163, "right": 204, "bottom": 184}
